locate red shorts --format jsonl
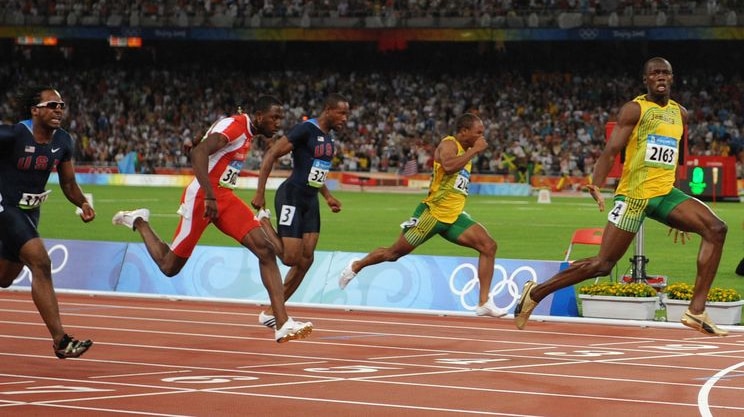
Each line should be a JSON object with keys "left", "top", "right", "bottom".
{"left": 170, "top": 184, "right": 259, "bottom": 258}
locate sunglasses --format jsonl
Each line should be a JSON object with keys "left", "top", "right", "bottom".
{"left": 35, "top": 101, "right": 66, "bottom": 110}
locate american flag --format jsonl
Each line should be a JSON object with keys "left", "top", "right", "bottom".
{"left": 401, "top": 159, "right": 418, "bottom": 176}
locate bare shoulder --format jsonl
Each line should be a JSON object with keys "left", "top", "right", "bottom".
{"left": 617, "top": 100, "right": 641, "bottom": 125}
{"left": 677, "top": 103, "right": 689, "bottom": 121}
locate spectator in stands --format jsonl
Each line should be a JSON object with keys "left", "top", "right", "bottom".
{"left": 112, "top": 96, "right": 313, "bottom": 343}
{"left": 0, "top": 42, "right": 743, "bottom": 181}
{"left": 250, "top": 93, "right": 349, "bottom": 329}
{"left": 513, "top": 57, "right": 730, "bottom": 337}
{"left": 0, "top": 86, "right": 94, "bottom": 359}
{"left": 338, "top": 113, "right": 506, "bottom": 319}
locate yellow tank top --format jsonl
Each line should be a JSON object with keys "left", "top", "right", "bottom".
{"left": 423, "top": 136, "right": 470, "bottom": 223}
{"left": 615, "top": 95, "right": 684, "bottom": 199}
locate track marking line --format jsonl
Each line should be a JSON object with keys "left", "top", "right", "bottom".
{"left": 196, "top": 390, "right": 541, "bottom": 416}
{"left": 31, "top": 401, "right": 196, "bottom": 417}
{"left": 236, "top": 361, "right": 328, "bottom": 369}
{"left": 698, "top": 360, "right": 744, "bottom": 417}
{"left": 90, "top": 370, "right": 193, "bottom": 379}
{"left": 368, "top": 353, "right": 448, "bottom": 360}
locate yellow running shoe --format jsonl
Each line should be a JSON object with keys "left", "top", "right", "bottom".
{"left": 681, "top": 309, "right": 728, "bottom": 336}
{"left": 514, "top": 280, "right": 538, "bottom": 330}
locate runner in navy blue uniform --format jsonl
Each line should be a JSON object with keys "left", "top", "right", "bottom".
{"left": 0, "top": 86, "right": 94, "bottom": 358}
{"left": 251, "top": 93, "right": 349, "bottom": 328}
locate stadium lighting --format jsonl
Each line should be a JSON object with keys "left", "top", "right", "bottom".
{"left": 108, "top": 36, "right": 142, "bottom": 48}
{"left": 16, "top": 36, "right": 58, "bottom": 46}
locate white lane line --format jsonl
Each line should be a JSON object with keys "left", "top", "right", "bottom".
{"left": 91, "top": 370, "right": 192, "bottom": 379}
{"left": 34, "top": 401, "right": 195, "bottom": 417}
{"left": 698, "top": 360, "right": 744, "bottom": 417}
{"left": 357, "top": 378, "right": 716, "bottom": 410}
{"left": 202, "top": 391, "right": 540, "bottom": 417}
{"left": 7, "top": 294, "right": 744, "bottom": 415}
{"left": 368, "top": 353, "right": 448, "bottom": 360}
{"left": 237, "top": 361, "right": 328, "bottom": 369}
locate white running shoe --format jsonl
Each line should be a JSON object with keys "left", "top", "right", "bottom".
{"left": 275, "top": 318, "right": 313, "bottom": 343}
{"left": 112, "top": 209, "right": 150, "bottom": 231}
{"left": 258, "top": 311, "right": 276, "bottom": 329}
{"left": 475, "top": 300, "right": 508, "bottom": 318}
{"left": 339, "top": 258, "right": 359, "bottom": 290}
{"left": 257, "top": 208, "right": 271, "bottom": 221}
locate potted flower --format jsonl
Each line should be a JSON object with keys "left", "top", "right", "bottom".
{"left": 578, "top": 282, "right": 659, "bottom": 320}
{"left": 663, "top": 282, "right": 743, "bottom": 325}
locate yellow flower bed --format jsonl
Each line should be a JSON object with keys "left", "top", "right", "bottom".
{"left": 579, "top": 282, "right": 657, "bottom": 298}
{"left": 665, "top": 282, "right": 741, "bottom": 302}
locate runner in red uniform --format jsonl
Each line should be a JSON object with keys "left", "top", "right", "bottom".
{"left": 113, "top": 96, "right": 312, "bottom": 343}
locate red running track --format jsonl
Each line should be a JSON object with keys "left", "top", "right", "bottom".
{"left": 0, "top": 290, "right": 743, "bottom": 417}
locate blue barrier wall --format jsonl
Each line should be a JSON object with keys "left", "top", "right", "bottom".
{"left": 469, "top": 183, "right": 532, "bottom": 196}
{"left": 10, "top": 239, "right": 577, "bottom": 317}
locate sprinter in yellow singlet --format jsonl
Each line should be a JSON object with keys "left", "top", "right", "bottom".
{"left": 514, "top": 57, "right": 729, "bottom": 336}
{"left": 338, "top": 113, "right": 505, "bottom": 318}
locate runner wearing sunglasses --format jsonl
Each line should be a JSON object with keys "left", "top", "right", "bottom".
{"left": 0, "top": 86, "right": 95, "bottom": 359}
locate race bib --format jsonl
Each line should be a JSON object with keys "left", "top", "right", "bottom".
{"left": 219, "top": 160, "right": 243, "bottom": 189}
{"left": 308, "top": 159, "right": 331, "bottom": 188}
{"left": 278, "top": 204, "right": 296, "bottom": 226}
{"left": 644, "top": 134, "right": 677, "bottom": 169}
{"left": 19, "top": 190, "right": 51, "bottom": 209}
{"left": 454, "top": 169, "right": 470, "bottom": 195}
{"left": 607, "top": 200, "right": 627, "bottom": 225}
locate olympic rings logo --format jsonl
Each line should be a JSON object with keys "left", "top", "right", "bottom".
{"left": 86, "top": 167, "right": 113, "bottom": 174}
{"left": 13, "top": 244, "right": 69, "bottom": 285}
{"left": 449, "top": 262, "right": 537, "bottom": 312}
{"left": 578, "top": 28, "right": 599, "bottom": 40}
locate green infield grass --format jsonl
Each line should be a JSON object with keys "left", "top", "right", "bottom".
{"left": 39, "top": 184, "right": 744, "bottom": 294}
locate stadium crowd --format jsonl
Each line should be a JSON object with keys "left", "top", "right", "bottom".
{"left": 2, "top": 1, "right": 742, "bottom": 28}
{"left": 1, "top": 0, "right": 743, "bottom": 180}
{"left": 0, "top": 54, "right": 742, "bottom": 180}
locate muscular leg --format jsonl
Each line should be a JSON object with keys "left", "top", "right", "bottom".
{"left": 454, "top": 224, "right": 497, "bottom": 305}
{"left": 18, "top": 238, "right": 65, "bottom": 345}
{"left": 283, "top": 233, "right": 317, "bottom": 297}
{"left": 352, "top": 234, "right": 416, "bottom": 274}
{"left": 258, "top": 216, "right": 284, "bottom": 260}
{"left": 241, "top": 227, "right": 289, "bottom": 329}
{"left": 265, "top": 234, "right": 318, "bottom": 316}
{"left": 665, "top": 199, "right": 727, "bottom": 314}
{"left": 530, "top": 223, "right": 637, "bottom": 302}
{"left": 133, "top": 218, "right": 188, "bottom": 277}
{"left": 0, "top": 259, "right": 24, "bottom": 288}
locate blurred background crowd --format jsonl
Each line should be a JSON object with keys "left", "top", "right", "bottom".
{"left": 2, "top": 1, "right": 743, "bottom": 28}
{"left": 0, "top": 2, "right": 743, "bottom": 181}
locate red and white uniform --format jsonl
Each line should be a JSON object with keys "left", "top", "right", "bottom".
{"left": 171, "top": 114, "right": 260, "bottom": 258}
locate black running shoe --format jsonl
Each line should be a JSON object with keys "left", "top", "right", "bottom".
{"left": 54, "top": 334, "right": 93, "bottom": 359}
